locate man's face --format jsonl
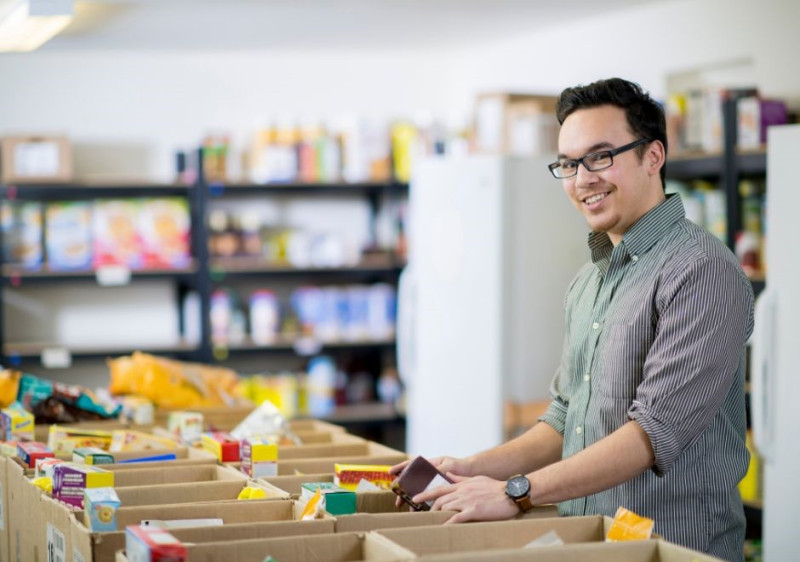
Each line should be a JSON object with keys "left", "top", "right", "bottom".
{"left": 557, "top": 105, "right": 662, "bottom": 244}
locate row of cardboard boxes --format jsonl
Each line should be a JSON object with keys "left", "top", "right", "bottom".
{"left": 0, "top": 414, "right": 721, "bottom": 562}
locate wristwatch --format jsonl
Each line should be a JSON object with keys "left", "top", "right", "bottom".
{"left": 505, "top": 474, "right": 533, "bottom": 512}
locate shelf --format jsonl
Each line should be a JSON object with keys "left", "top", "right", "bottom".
{"left": 2, "top": 262, "right": 199, "bottom": 284}
{"left": 213, "top": 336, "right": 396, "bottom": 356}
{"left": 205, "top": 181, "right": 408, "bottom": 197}
{"left": 314, "top": 402, "right": 405, "bottom": 424}
{"left": 736, "top": 148, "right": 767, "bottom": 176}
{"left": 3, "top": 340, "right": 200, "bottom": 363}
{"left": 209, "top": 256, "right": 404, "bottom": 279}
{"left": 0, "top": 182, "right": 192, "bottom": 201}
{"left": 666, "top": 151, "right": 724, "bottom": 180}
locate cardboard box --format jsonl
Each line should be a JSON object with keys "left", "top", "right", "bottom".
{"left": 1, "top": 201, "right": 43, "bottom": 270}
{"left": 240, "top": 437, "right": 278, "bottom": 477}
{"left": 268, "top": 443, "right": 407, "bottom": 475}
{"left": 84, "top": 487, "right": 120, "bottom": 532}
{"left": 0, "top": 135, "right": 73, "bottom": 184}
{"left": 109, "top": 464, "right": 247, "bottom": 488}
{"left": 17, "top": 441, "right": 54, "bottom": 468}
{"left": 35, "top": 420, "right": 130, "bottom": 443}
{"left": 202, "top": 432, "right": 240, "bottom": 462}
{"left": 125, "top": 525, "right": 187, "bottom": 561}
{"left": 153, "top": 404, "right": 256, "bottom": 431}
{"left": 53, "top": 463, "right": 114, "bottom": 508}
{"left": 277, "top": 434, "right": 380, "bottom": 460}
{"left": 73, "top": 446, "right": 115, "bottom": 465}
{"left": 300, "top": 482, "right": 356, "bottom": 516}
{"left": 474, "top": 93, "right": 559, "bottom": 155}
{"left": 1, "top": 405, "right": 34, "bottom": 441}
{"left": 113, "top": 479, "right": 288, "bottom": 508}
{"left": 0, "top": 457, "right": 9, "bottom": 562}
{"left": 334, "top": 510, "right": 456, "bottom": 534}
{"left": 414, "top": 539, "right": 723, "bottom": 562}
{"left": 71, "top": 499, "right": 315, "bottom": 562}
{"left": 182, "top": 531, "right": 415, "bottom": 562}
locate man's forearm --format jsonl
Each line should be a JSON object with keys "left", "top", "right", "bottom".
{"left": 527, "top": 420, "right": 655, "bottom": 505}
{"left": 466, "top": 421, "right": 564, "bottom": 480}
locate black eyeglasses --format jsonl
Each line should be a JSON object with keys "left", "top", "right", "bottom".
{"left": 548, "top": 138, "right": 651, "bottom": 179}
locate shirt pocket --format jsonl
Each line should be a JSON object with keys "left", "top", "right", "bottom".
{"left": 596, "top": 322, "right": 648, "bottom": 399}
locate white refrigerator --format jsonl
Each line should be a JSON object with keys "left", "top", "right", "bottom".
{"left": 397, "top": 155, "right": 588, "bottom": 458}
{"left": 751, "top": 124, "right": 800, "bottom": 560}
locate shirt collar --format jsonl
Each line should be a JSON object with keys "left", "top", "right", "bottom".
{"left": 588, "top": 193, "right": 686, "bottom": 269}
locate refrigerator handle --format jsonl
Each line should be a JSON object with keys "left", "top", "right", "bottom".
{"left": 751, "top": 288, "right": 776, "bottom": 461}
{"left": 396, "top": 265, "right": 415, "bottom": 386}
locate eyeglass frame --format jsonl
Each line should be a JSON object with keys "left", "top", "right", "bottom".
{"left": 547, "top": 138, "right": 652, "bottom": 179}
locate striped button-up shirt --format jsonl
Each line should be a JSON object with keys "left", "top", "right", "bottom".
{"left": 540, "top": 194, "right": 754, "bottom": 561}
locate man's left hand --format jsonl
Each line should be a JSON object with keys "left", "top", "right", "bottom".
{"left": 413, "top": 474, "right": 520, "bottom": 524}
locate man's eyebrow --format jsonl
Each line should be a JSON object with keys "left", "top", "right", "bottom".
{"left": 557, "top": 141, "right": 615, "bottom": 160}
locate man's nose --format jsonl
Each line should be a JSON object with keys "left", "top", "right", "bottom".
{"left": 574, "top": 162, "right": 599, "bottom": 188}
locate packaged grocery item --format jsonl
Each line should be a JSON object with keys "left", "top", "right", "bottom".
{"left": 1, "top": 201, "right": 42, "bottom": 269}
{"left": 45, "top": 201, "right": 92, "bottom": 270}
{"left": 249, "top": 290, "right": 280, "bottom": 345}
{"left": 72, "top": 446, "right": 115, "bottom": 465}
{"left": 240, "top": 437, "right": 278, "bottom": 477}
{"left": 391, "top": 455, "right": 453, "bottom": 511}
{"left": 0, "top": 441, "right": 17, "bottom": 457}
{"left": 0, "top": 369, "right": 21, "bottom": 408}
{"left": 92, "top": 199, "right": 143, "bottom": 268}
{"left": 236, "top": 486, "right": 267, "bottom": 500}
{"left": 31, "top": 476, "right": 52, "bottom": 495}
{"left": 300, "top": 482, "right": 356, "bottom": 515}
{"left": 35, "top": 457, "right": 65, "bottom": 478}
{"left": 125, "top": 525, "right": 187, "bottom": 562}
{"left": 17, "top": 441, "right": 54, "bottom": 468}
{"left": 201, "top": 432, "right": 240, "bottom": 462}
{"left": 166, "top": 411, "right": 204, "bottom": 445}
{"left": 367, "top": 283, "right": 397, "bottom": 340}
{"left": 306, "top": 356, "right": 336, "bottom": 417}
{"left": 120, "top": 395, "right": 155, "bottom": 425}
{"left": 109, "top": 430, "right": 179, "bottom": 452}
{"left": 48, "top": 426, "right": 113, "bottom": 455}
{"left": 139, "top": 197, "right": 191, "bottom": 269}
{"left": 334, "top": 463, "right": 393, "bottom": 491}
{"left": 19, "top": 372, "right": 121, "bottom": 424}
{"left": 230, "top": 399, "right": 292, "bottom": 442}
{"left": 53, "top": 463, "right": 114, "bottom": 508}
{"left": 605, "top": 506, "right": 655, "bottom": 541}
{"left": 84, "top": 487, "right": 120, "bottom": 532}
{"left": 1, "top": 403, "right": 34, "bottom": 441}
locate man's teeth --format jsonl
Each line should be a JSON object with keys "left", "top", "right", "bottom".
{"left": 585, "top": 193, "right": 607, "bottom": 205}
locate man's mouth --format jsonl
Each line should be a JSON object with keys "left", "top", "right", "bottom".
{"left": 583, "top": 192, "right": 609, "bottom": 205}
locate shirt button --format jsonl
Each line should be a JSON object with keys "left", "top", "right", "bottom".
{"left": 632, "top": 255, "right": 639, "bottom": 262}
{"left": 584, "top": 374, "right": 591, "bottom": 382}
{"left": 576, "top": 426, "right": 583, "bottom": 435}
{"left": 592, "top": 322, "right": 599, "bottom": 330}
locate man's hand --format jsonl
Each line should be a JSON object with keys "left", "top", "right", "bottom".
{"left": 413, "top": 474, "right": 519, "bottom": 524}
{"left": 390, "top": 456, "right": 474, "bottom": 508}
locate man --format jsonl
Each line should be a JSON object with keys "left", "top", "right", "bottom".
{"left": 391, "top": 78, "right": 753, "bottom": 561}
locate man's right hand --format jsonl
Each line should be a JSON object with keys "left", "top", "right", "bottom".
{"left": 390, "top": 456, "right": 474, "bottom": 508}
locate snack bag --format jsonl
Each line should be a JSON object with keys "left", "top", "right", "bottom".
{"left": 606, "top": 506, "right": 655, "bottom": 541}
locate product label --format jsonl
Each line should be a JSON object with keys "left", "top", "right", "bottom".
{"left": 46, "top": 523, "right": 66, "bottom": 562}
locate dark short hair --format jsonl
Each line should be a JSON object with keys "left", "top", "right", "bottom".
{"left": 556, "top": 78, "right": 667, "bottom": 188}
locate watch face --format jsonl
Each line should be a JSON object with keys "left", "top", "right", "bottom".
{"left": 506, "top": 475, "right": 530, "bottom": 499}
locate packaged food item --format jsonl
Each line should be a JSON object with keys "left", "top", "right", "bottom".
{"left": 236, "top": 486, "right": 267, "bottom": 500}
{"left": 48, "top": 426, "right": 113, "bottom": 455}
{"left": 138, "top": 197, "right": 191, "bottom": 269}
{"left": 109, "top": 430, "right": 179, "bottom": 453}
{"left": 1, "top": 403, "right": 34, "bottom": 441}
{"left": 166, "top": 411, "right": 204, "bottom": 445}
{"left": 201, "top": 432, "right": 240, "bottom": 462}
{"left": 605, "top": 506, "right": 655, "bottom": 541}
{"left": 299, "top": 488, "right": 323, "bottom": 521}
{"left": 0, "top": 441, "right": 17, "bottom": 457}
{"left": 72, "top": 447, "right": 115, "bottom": 465}
{"left": 306, "top": 356, "right": 336, "bottom": 418}
{"left": 53, "top": 463, "right": 114, "bottom": 509}
{"left": 0, "top": 369, "right": 22, "bottom": 408}
{"left": 31, "top": 476, "right": 52, "bottom": 495}
{"left": 249, "top": 290, "right": 280, "bottom": 345}
{"left": 35, "top": 457, "right": 65, "bottom": 478}
{"left": 17, "top": 441, "right": 54, "bottom": 468}
{"left": 300, "top": 482, "right": 356, "bottom": 515}
{"left": 334, "top": 463, "right": 393, "bottom": 491}
{"left": 1, "top": 201, "right": 42, "bottom": 269}
{"left": 19, "top": 373, "right": 121, "bottom": 424}
{"left": 125, "top": 525, "right": 187, "bottom": 562}
{"left": 92, "top": 199, "right": 143, "bottom": 268}
{"left": 84, "top": 487, "right": 120, "bottom": 532}
{"left": 240, "top": 437, "right": 278, "bottom": 477}
{"left": 45, "top": 201, "right": 92, "bottom": 270}
{"left": 120, "top": 395, "right": 155, "bottom": 425}
{"left": 391, "top": 455, "right": 453, "bottom": 511}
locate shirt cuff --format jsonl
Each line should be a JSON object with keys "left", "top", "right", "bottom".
{"left": 628, "top": 400, "right": 681, "bottom": 476}
{"left": 539, "top": 398, "right": 568, "bottom": 435}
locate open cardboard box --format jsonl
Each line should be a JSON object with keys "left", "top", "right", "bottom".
{"left": 34, "top": 420, "right": 130, "bottom": 443}
{"left": 0, "top": 457, "right": 10, "bottom": 562}
{"left": 264, "top": 442, "right": 407, "bottom": 475}
{"left": 114, "top": 479, "right": 288, "bottom": 508}
{"left": 72, "top": 499, "right": 330, "bottom": 562}
{"left": 263, "top": 473, "right": 402, "bottom": 513}
{"left": 117, "top": 530, "right": 416, "bottom": 562}
{"left": 415, "top": 539, "right": 723, "bottom": 562}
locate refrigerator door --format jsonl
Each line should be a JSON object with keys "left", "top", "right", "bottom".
{"left": 405, "top": 155, "right": 506, "bottom": 458}
{"left": 758, "top": 124, "right": 800, "bottom": 559}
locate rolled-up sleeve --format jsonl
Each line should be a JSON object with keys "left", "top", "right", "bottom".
{"left": 628, "top": 256, "right": 754, "bottom": 475}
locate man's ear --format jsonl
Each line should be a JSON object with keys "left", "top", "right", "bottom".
{"left": 646, "top": 140, "right": 666, "bottom": 177}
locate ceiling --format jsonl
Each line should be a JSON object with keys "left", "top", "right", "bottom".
{"left": 1, "top": 0, "right": 672, "bottom": 52}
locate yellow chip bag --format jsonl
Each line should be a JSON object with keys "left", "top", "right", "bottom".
{"left": 299, "top": 488, "right": 322, "bottom": 521}
{"left": 605, "top": 506, "right": 654, "bottom": 541}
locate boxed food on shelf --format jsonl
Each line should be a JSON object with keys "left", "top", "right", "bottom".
{"left": 92, "top": 199, "right": 143, "bottom": 269}
{"left": 138, "top": 197, "right": 191, "bottom": 269}
{"left": 0, "top": 135, "right": 73, "bottom": 184}
{"left": 0, "top": 201, "right": 43, "bottom": 269}
{"left": 45, "top": 201, "right": 93, "bottom": 270}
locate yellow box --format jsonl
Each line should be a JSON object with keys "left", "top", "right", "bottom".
{"left": 1, "top": 407, "right": 33, "bottom": 441}
{"left": 334, "top": 463, "right": 393, "bottom": 491}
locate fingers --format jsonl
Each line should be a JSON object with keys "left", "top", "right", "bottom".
{"left": 447, "top": 472, "right": 468, "bottom": 483}
{"left": 445, "top": 510, "right": 475, "bottom": 524}
{"left": 389, "top": 460, "right": 410, "bottom": 476}
{"left": 412, "top": 483, "right": 455, "bottom": 507}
